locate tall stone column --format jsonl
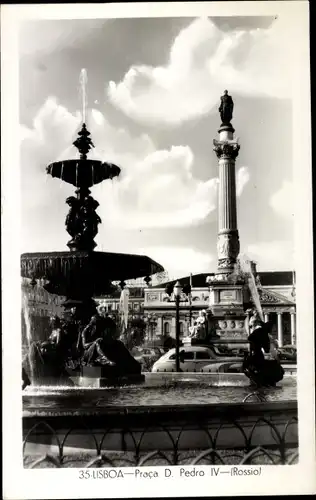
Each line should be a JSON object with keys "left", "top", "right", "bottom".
{"left": 213, "top": 92, "right": 240, "bottom": 277}
{"left": 207, "top": 92, "right": 247, "bottom": 346}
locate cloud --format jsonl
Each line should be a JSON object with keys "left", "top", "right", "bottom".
{"left": 236, "top": 166, "right": 250, "bottom": 196}
{"left": 107, "top": 17, "right": 292, "bottom": 126}
{"left": 245, "top": 241, "right": 294, "bottom": 271}
{"left": 97, "top": 145, "right": 219, "bottom": 230}
{"left": 139, "top": 246, "right": 214, "bottom": 279}
{"left": 19, "top": 19, "right": 107, "bottom": 57}
{"left": 21, "top": 99, "right": 239, "bottom": 253}
{"left": 20, "top": 98, "right": 82, "bottom": 213}
{"left": 269, "top": 180, "right": 294, "bottom": 219}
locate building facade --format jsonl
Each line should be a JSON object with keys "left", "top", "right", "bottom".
{"left": 143, "top": 271, "right": 296, "bottom": 347}
{"left": 21, "top": 270, "right": 296, "bottom": 349}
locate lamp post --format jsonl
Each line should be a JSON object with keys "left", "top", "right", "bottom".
{"left": 144, "top": 313, "right": 158, "bottom": 345}
{"left": 173, "top": 281, "right": 183, "bottom": 372}
{"left": 165, "top": 280, "right": 191, "bottom": 372}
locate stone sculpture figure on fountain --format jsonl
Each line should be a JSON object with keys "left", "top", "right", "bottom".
{"left": 25, "top": 315, "right": 76, "bottom": 386}
{"left": 80, "top": 313, "right": 117, "bottom": 366}
{"left": 66, "top": 192, "right": 102, "bottom": 251}
{"left": 65, "top": 197, "right": 81, "bottom": 244}
{"left": 81, "top": 196, "right": 102, "bottom": 243}
{"left": 79, "top": 312, "right": 142, "bottom": 377}
{"left": 24, "top": 309, "right": 142, "bottom": 386}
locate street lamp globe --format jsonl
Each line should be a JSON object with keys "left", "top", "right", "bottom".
{"left": 173, "top": 280, "right": 182, "bottom": 297}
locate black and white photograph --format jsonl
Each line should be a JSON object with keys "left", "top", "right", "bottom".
{"left": 2, "top": 1, "right": 315, "bottom": 498}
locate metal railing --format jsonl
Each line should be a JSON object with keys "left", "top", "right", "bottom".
{"left": 23, "top": 398, "right": 298, "bottom": 468}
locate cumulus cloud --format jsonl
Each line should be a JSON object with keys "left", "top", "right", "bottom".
{"left": 107, "top": 16, "right": 292, "bottom": 126}
{"left": 97, "top": 145, "right": 219, "bottom": 230}
{"left": 236, "top": 166, "right": 250, "bottom": 196}
{"left": 20, "top": 98, "right": 82, "bottom": 212}
{"left": 139, "top": 246, "right": 214, "bottom": 279}
{"left": 22, "top": 99, "right": 248, "bottom": 254}
{"left": 245, "top": 241, "right": 294, "bottom": 271}
{"left": 269, "top": 180, "right": 294, "bottom": 219}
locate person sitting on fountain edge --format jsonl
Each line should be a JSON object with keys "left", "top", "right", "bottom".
{"left": 247, "top": 313, "right": 270, "bottom": 370}
{"left": 243, "top": 310, "right": 284, "bottom": 386}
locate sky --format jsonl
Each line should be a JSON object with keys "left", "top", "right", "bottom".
{"left": 19, "top": 15, "right": 295, "bottom": 279}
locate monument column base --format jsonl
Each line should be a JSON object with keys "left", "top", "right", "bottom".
{"left": 207, "top": 280, "right": 250, "bottom": 346}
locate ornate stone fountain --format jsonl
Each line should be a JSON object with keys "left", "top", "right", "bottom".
{"left": 21, "top": 116, "right": 164, "bottom": 386}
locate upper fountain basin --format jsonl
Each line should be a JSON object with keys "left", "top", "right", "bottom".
{"left": 46, "top": 159, "right": 121, "bottom": 188}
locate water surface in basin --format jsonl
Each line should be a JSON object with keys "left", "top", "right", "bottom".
{"left": 23, "top": 377, "right": 296, "bottom": 409}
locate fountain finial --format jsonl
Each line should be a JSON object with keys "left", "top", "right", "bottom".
{"left": 73, "top": 123, "right": 95, "bottom": 160}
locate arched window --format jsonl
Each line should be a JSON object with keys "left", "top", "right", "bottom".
{"left": 179, "top": 322, "right": 184, "bottom": 334}
{"left": 164, "top": 322, "right": 170, "bottom": 335}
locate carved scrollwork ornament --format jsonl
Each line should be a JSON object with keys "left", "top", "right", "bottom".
{"left": 218, "top": 258, "right": 236, "bottom": 269}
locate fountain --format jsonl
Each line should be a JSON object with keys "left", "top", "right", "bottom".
{"left": 21, "top": 86, "right": 297, "bottom": 468}
{"left": 21, "top": 70, "right": 164, "bottom": 387}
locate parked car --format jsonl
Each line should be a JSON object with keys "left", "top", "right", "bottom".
{"left": 277, "top": 345, "right": 297, "bottom": 362}
{"left": 208, "top": 344, "right": 245, "bottom": 357}
{"left": 151, "top": 345, "right": 242, "bottom": 373}
{"left": 202, "top": 344, "right": 297, "bottom": 373}
{"left": 201, "top": 361, "right": 244, "bottom": 373}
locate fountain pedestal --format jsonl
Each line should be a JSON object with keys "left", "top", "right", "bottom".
{"left": 77, "top": 366, "right": 145, "bottom": 387}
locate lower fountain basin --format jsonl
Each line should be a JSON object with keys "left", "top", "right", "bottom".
{"left": 23, "top": 373, "right": 297, "bottom": 412}
{"left": 22, "top": 374, "right": 298, "bottom": 468}
{"left": 21, "top": 250, "right": 164, "bottom": 296}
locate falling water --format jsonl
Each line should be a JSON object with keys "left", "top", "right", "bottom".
{"left": 79, "top": 68, "right": 88, "bottom": 124}
{"left": 91, "top": 164, "right": 94, "bottom": 186}
{"left": 76, "top": 161, "right": 78, "bottom": 187}
{"left": 60, "top": 162, "right": 64, "bottom": 188}
{"left": 22, "top": 289, "right": 35, "bottom": 382}
{"left": 237, "top": 254, "right": 264, "bottom": 321}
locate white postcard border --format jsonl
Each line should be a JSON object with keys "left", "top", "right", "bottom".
{"left": 1, "top": 2, "right": 315, "bottom": 498}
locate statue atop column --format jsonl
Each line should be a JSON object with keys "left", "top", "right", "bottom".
{"left": 219, "top": 90, "right": 234, "bottom": 125}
